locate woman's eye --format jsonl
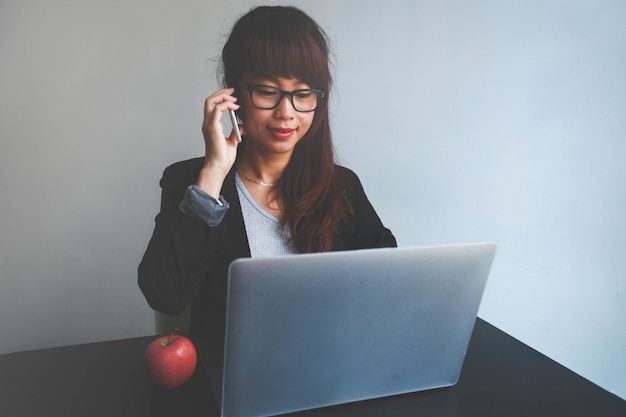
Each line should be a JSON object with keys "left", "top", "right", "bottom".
{"left": 295, "top": 91, "right": 313, "bottom": 99}
{"left": 256, "top": 88, "right": 278, "bottom": 97}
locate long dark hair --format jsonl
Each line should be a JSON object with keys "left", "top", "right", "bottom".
{"left": 221, "top": 6, "right": 352, "bottom": 252}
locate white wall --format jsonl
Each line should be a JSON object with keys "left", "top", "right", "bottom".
{"left": 1, "top": 0, "right": 624, "bottom": 401}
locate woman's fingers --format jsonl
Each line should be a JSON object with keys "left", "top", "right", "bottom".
{"left": 201, "top": 88, "right": 241, "bottom": 172}
{"left": 202, "top": 88, "right": 238, "bottom": 137}
{"left": 204, "top": 88, "right": 237, "bottom": 114}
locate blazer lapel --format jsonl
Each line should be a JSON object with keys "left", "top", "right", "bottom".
{"left": 218, "top": 168, "right": 251, "bottom": 262}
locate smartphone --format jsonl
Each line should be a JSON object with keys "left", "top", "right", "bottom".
{"left": 228, "top": 109, "right": 243, "bottom": 143}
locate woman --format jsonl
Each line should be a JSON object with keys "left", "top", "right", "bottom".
{"left": 139, "top": 5, "right": 396, "bottom": 410}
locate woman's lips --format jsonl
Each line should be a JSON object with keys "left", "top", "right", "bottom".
{"left": 269, "top": 127, "right": 295, "bottom": 139}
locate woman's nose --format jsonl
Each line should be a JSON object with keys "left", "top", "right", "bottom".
{"left": 274, "top": 94, "right": 296, "bottom": 118}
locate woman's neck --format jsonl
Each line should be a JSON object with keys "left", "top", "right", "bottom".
{"left": 236, "top": 148, "right": 287, "bottom": 217}
{"left": 237, "top": 147, "right": 290, "bottom": 185}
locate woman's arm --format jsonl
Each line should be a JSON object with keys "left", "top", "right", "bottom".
{"left": 138, "top": 159, "right": 227, "bottom": 315}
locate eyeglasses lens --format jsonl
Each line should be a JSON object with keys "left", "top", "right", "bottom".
{"left": 251, "top": 86, "right": 320, "bottom": 112}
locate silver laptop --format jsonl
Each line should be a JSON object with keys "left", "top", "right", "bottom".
{"left": 221, "top": 243, "right": 496, "bottom": 417}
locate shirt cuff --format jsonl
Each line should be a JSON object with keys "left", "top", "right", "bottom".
{"left": 178, "top": 185, "right": 229, "bottom": 227}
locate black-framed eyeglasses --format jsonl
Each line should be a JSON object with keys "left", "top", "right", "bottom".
{"left": 238, "top": 81, "right": 325, "bottom": 112}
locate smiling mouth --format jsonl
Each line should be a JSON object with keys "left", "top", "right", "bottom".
{"left": 269, "top": 128, "right": 295, "bottom": 138}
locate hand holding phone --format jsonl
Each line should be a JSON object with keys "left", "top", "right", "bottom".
{"left": 228, "top": 109, "right": 243, "bottom": 143}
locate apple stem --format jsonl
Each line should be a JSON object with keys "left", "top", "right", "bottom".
{"left": 167, "top": 327, "right": 179, "bottom": 345}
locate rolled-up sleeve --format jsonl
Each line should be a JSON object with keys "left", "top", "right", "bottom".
{"left": 178, "top": 185, "right": 230, "bottom": 227}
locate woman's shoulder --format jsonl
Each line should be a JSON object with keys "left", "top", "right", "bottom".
{"left": 163, "top": 157, "right": 204, "bottom": 176}
{"left": 336, "top": 164, "right": 355, "bottom": 177}
{"left": 335, "top": 165, "right": 363, "bottom": 188}
{"left": 160, "top": 157, "right": 204, "bottom": 187}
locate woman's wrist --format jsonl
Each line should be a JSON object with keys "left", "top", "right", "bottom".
{"left": 196, "top": 165, "right": 228, "bottom": 199}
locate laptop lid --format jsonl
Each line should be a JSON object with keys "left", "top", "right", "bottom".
{"left": 221, "top": 243, "right": 496, "bottom": 417}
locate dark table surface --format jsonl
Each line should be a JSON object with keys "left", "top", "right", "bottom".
{"left": 1, "top": 319, "right": 624, "bottom": 417}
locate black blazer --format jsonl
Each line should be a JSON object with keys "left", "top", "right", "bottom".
{"left": 138, "top": 157, "right": 396, "bottom": 396}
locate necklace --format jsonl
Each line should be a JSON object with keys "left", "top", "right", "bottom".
{"left": 236, "top": 168, "right": 277, "bottom": 187}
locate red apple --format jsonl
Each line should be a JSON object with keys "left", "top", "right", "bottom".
{"left": 144, "top": 332, "right": 197, "bottom": 389}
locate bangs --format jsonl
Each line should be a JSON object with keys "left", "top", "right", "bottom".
{"left": 241, "top": 24, "right": 330, "bottom": 90}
